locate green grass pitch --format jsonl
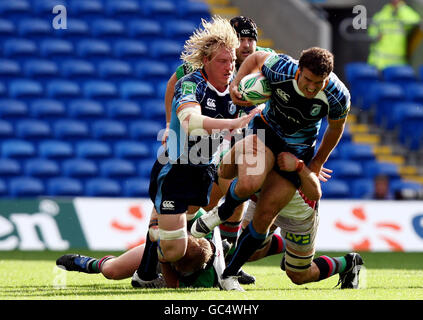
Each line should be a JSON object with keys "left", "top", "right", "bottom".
{"left": 1, "top": 251, "right": 423, "bottom": 301}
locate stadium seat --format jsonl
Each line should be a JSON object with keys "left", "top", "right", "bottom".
{"left": 344, "top": 62, "right": 380, "bottom": 106}
{"left": 385, "top": 101, "right": 422, "bottom": 130}
{"left": 129, "top": 120, "right": 163, "bottom": 140}
{"left": 23, "top": 59, "right": 59, "bottom": 79}
{"left": 9, "top": 79, "right": 43, "bottom": 99}
{"left": 0, "top": 99, "right": 28, "bottom": 119}
{"left": 83, "top": 80, "right": 118, "bottom": 100}
{"left": 113, "top": 40, "right": 148, "bottom": 60}
{"left": 122, "top": 177, "right": 150, "bottom": 197}
{"left": 397, "top": 106, "right": 423, "bottom": 150}
{"left": 142, "top": 98, "right": 166, "bottom": 121}
{"left": 91, "top": 120, "right": 127, "bottom": 140}
{"left": 127, "top": 19, "right": 163, "bottom": 40}
{"left": 138, "top": 158, "right": 155, "bottom": 178}
{"left": 69, "top": 0, "right": 104, "bottom": 18}
{"left": 0, "top": 0, "right": 30, "bottom": 16}
{"left": 17, "top": 18, "right": 51, "bottom": 38}
{"left": 38, "top": 140, "right": 74, "bottom": 160}
{"left": 91, "top": 18, "right": 125, "bottom": 39}
{"left": 321, "top": 179, "right": 351, "bottom": 199}
{"left": 15, "top": 119, "right": 51, "bottom": 141}
{"left": 9, "top": 176, "right": 45, "bottom": 197}
{"left": 47, "top": 177, "right": 84, "bottom": 196}
{"left": 3, "top": 38, "right": 37, "bottom": 59}
{"left": 33, "top": 0, "right": 66, "bottom": 15}
{"left": 364, "top": 161, "right": 400, "bottom": 180}
{"left": 39, "top": 39, "right": 74, "bottom": 59}
{"left": 0, "top": 158, "right": 21, "bottom": 178}
{"left": 114, "top": 141, "right": 150, "bottom": 160}
{"left": 382, "top": 65, "right": 417, "bottom": 88}
{"left": 1, "top": 139, "right": 35, "bottom": 159}
{"left": 339, "top": 143, "right": 375, "bottom": 164}
{"left": 119, "top": 81, "right": 155, "bottom": 100}
{"left": 46, "top": 80, "right": 81, "bottom": 99}
{"left": 135, "top": 60, "right": 170, "bottom": 83}
{"left": 324, "top": 159, "right": 363, "bottom": 183}
{"left": 142, "top": 0, "right": 177, "bottom": 21}
{"left": 0, "top": 19, "right": 15, "bottom": 39}
{"left": 53, "top": 119, "right": 90, "bottom": 140}
{"left": 350, "top": 178, "right": 374, "bottom": 199}
{"left": 0, "top": 59, "right": 21, "bottom": 79}
{"left": 99, "top": 158, "right": 136, "bottom": 179}
{"left": 85, "top": 178, "right": 121, "bottom": 197}
{"left": 62, "top": 158, "right": 98, "bottom": 179}
{"left": 75, "top": 140, "right": 112, "bottom": 160}
{"left": 106, "top": 99, "right": 141, "bottom": 120}
{"left": 150, "top": 40, "right": 183, "bottom": 62}
{"left": 404, "top": 82, "right": 423, "bottom": 104}
{"left": 55, "top": 18, "right": 90, "bottom": 40}
{"left": 163, "top": 20, "right": 196, "bottom": 43}
{"left": 105, "top": 0, "right": 140, "bottom": 18}
{"left": 24, "top": 158, "right": 60, "bottom": 178}
{"left": 176, "top": 0, "right": 211, "bottom": 23}
{"left": 98, "top": 60, "right": 132, "bottom": 80}
{"left": 60, "top": 59, "right": 96, "bottom": 79}
{"left": 0, "top": 120, "right": 13, "bottom": 138}
{"left": 77, "top": 39, "right": 112, "bottom": 59}
{"left": 0, "top": 82, "right": 4, "bottom": 97}
{"left": 67, "top": 99, "right": 104, "bottom": 119}
{"left": 390, "top": 180, "right": 422, "bottom": 199}
{"left": 29, "top": 99, "right": 66, "bottom": 120}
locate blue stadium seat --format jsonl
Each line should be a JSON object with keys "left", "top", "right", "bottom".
{"left": 382, "top": 65, "right": 417, "bottom": 88}
{"left": 127, "top": 19, "right": 163, "bottom": 40}
{"left": 99, "top": 158, "right": 136, "bottom": 179}
{"left": 397, "top": 106, "right": 423, "bottom": 150}
{"left": 91, "top": 119, "right": 127, "bottom": 140}
{"left": 163, "top": 19, "right": 196, "bottom": 43}
{"left": 9, "top": 177, "right": 45, "bottom": 197}
{"left": 344, "top": 62, "right": 380, "bottom": 106}
{"left": 114, "top": 141, "right": 150, "bottom": 160}
{"left": 156, "top": 80, "right": 168, "bottom": 99}
{"left": 0, "top": 1, "right": 30, "bottom": 17}
{"left": 122, "top": 177, "right": 150, "bottom": 197}
{"left": 24, "top": 158, "right": 60, "bottom": 178}
{"left": 390, "top": 180, "right": 422, "bottom": 197}
{"left": 105, "top": 0, "right": 140, "bottom": 18}
{"left": 9, "top": 79, "right": 43, "bottom": 99}
{"left": 176, "top": 0, "right": 211, "bottom": 23}
{"left": 17, "top": 18, "right": 51, "bottom": 38}
{"left": 33, "top": 0, "right": 66, "bottom": 15}
{"left": 60, "top": 59, "right": 96, "bottom": 79}
{"left": 140, "top": 98, "right": 166, "bottom": 120}
{"left": 364, "top": 161, "right": 400, "bottom": 180}
{"left": 68, "top": 99, "right": 104, "bottom": 119}
{"left": 85, "top": 178, "right": 121, "bottom": 197}
{"left": 46, "top": 80, "right": 80, "bottom": 100}
{"left": 83, "top": 80, "right": 118, "bottom": 100}
{"left": 113, "top": 40, "right": 148, "bottom": 60}
{"left": 3, "top": 38, "right": 37, "bottom": 59}
{"left": 0, "top": 59, "right": 21, "bottom": 79}
{"left": 69, "top": 0, "right": 104, "bottom": 18}
{"left": 62, "top": 158, "right": 98, "bottom": 179}
{"left": 0, "top": 120, "right": 13, "bottom": 138}
{"left": 0, "top": 82, "right": 4, "bottom": 97}
{"left": 39, "top": 39, "right": 74, "bottom": 59}
{"left": 15, "top": 119, "right": 51, "bottom": 141}
{"left": 350, "top": 178, "right": 374, "bottom": 199}
{"left": 23, "top": 59, "right": 58, "bottom": 79}
{"left": 324, "top": 159, "right": 363, "bottom": 183}
{"left": 106, "top": 99, "right": 141, "bottom": 120}
{"left": 339, "top": 143, "right": 375, "bottom": 164}
{"left": 0, "top": 19, "right": 15, "bottom": 39}
{"left": 55, "top": 18, "right": 90, "bottom": 40}
{"left": 138, "top": 158, "right": 155, "bottom": 178}
{"left": 75, "top": 140, "right": 112, "bottom": 159}
{"left": 53, "top": 119, "right": 90, "bottom": 140}
{"left": 38, "top": 140, "right": 74, "bottom": 160}
{"left": 150, "top": 40, "right": 183, "bottom": 62}
{"left": 119, "top": 81, "right": 155, "bottom": 100}
{"left": 0, "top": 99, "right": 28, "bottom": 119}
{"left": 1, "top": 139, "right": 35, "bottom": 159}
{"left": 142, "top": 0, "right": 177, "bottom": 20}
{"left": 135, "top": 60, "right": 170, "bottom": 83}
{"left": 0, "top": 158, "right": 21, "bottom": 178}
{"left": 98, "top": 60, "right": 132, "bottom": 80}
{"left": 385, "top": 101, "right": 422, "bottom": 130}
{"left": 29, "top": 99, "right": 66, "bottom": 120}
{"left": 404, "top": 82, "right": 423, "bottom": 104}
{"left": 321, "top": 179, "right": 350, "bottom": 199}
{"left": 77, "top": 39, "right": 112, "bottom": 59}
{"left": 129, "top": 120, "right": 163, "bottom": 140}
{"left": 91, "top": 18, "right": 125, "bottom": 39}
{"left": 47, "top": 177, "right": 84, "bottom": 196}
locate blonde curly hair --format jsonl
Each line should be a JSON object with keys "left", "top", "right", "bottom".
{"left": 181, "top": 16, "right": 239, "bottom": 70}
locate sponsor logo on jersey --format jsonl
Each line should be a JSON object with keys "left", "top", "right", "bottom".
{"left": 206, "top": 98, "right": 216, "bottom": 110}
{"left": 162, "top": 200, "right": 175, "bottom": 210}
{"left": 276, "top": 88, "right": 290, "bottom": 103}
{"left": 182, "top": 81, "right": 197, "bottom": 95}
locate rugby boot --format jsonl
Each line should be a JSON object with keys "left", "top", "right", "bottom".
{"left": 131, "top": 271, "right": 166, "bottom": 288}
{"left": 56, "top": 254, "right": 96, "bottom": 273}
{"left": 337, "top": 252, "right": 364, "bottom": 289}
{"left": 190, "top": 206, "right": 222, "bottom": 238}
{"left": 237, "top": 269, "right": 256, "bottom": 285}
{"left": 219, "top": 275, "right": 245, "bottom": 291}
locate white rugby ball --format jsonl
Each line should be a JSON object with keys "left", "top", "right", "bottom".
{"left": 238, "top": 72, "right": 271, "bottom": 104}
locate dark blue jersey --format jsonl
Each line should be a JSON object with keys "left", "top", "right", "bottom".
{"left": 167, "top": 69, "right": 238, "bottom": 165}
{"left": 260, "top": 54, "right": 351, "bottom": 146}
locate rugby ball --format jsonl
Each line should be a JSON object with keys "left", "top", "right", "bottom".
{"left": 238, "top": 72, "right": 271, "bottom": 104}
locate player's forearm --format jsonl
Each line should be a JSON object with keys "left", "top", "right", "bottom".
{"left": 313, "top": 124, "right": 344, "bottom": 168}
{"left": 165, "top": 73, "right": 178, "bottom": 124}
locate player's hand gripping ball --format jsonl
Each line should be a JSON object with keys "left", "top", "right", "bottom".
{"left": 238, "top": 72, "right": 271, "bottom": 104}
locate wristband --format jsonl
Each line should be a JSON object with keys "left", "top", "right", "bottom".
{"left": 295, "top": 159, "right": 305, "bottom": 173}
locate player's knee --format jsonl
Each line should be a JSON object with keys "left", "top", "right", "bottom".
{"left": 285, "top": 269, "right": 308, "bottom": 285}
{"left": 101, "top": 263, "right": 118, "bottom": 280}
{"left": 236, "top": 175, "right": 261, "bottom": 197}
{"left": 159, "top": 241, "right": 186, "bottom": 263}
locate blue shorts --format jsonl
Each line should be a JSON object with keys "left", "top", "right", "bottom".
{"left": 149, "top": 158, "right": 217, "bottom": 214}
{"left": 247, "top": 115, "right": 315, "bottom": 189}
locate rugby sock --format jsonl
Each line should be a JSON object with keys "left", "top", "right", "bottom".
{"left": 136, "top": 232, "right": 159, "bottom": 281}
{"left": 313, "top": 255, "right": 350, "bottom": 281}
{"left": 264, "top": 234, "right": 286, "bottom": 257}
{"left": 222, "top": 222, "right": 267, "bottom": 278}
{"left": 88, "top": 256, "right": 114, "bottom": 273}
{"left": 219, "top": 220, "right": 242, "bottom": 245}
{"left": 218, "top": 178, "right": 249, "bottom": 221}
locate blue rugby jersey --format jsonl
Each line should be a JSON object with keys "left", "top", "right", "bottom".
{"left": 260, "top": 53, "right": 351, "bottom": 147}
{"left": 167, "top": 69, "right": 238, "bottom": 165}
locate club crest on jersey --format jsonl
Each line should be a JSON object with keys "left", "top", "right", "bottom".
{"left": 276, "top": 88, "right": 290, "bottom": 103}
{"left": 310, "top": 104, "right": 321, "bottom": 116}
{"left": 228, "top": 102, "right": 237, "bottom": 115}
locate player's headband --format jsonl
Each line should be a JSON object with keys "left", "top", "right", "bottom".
{"left": 230, "top": 16, "right": 258, "bottom": 41}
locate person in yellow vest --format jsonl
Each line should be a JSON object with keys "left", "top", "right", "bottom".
{"left": 368, "top": 0, "right": 421, "bottom": 70}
